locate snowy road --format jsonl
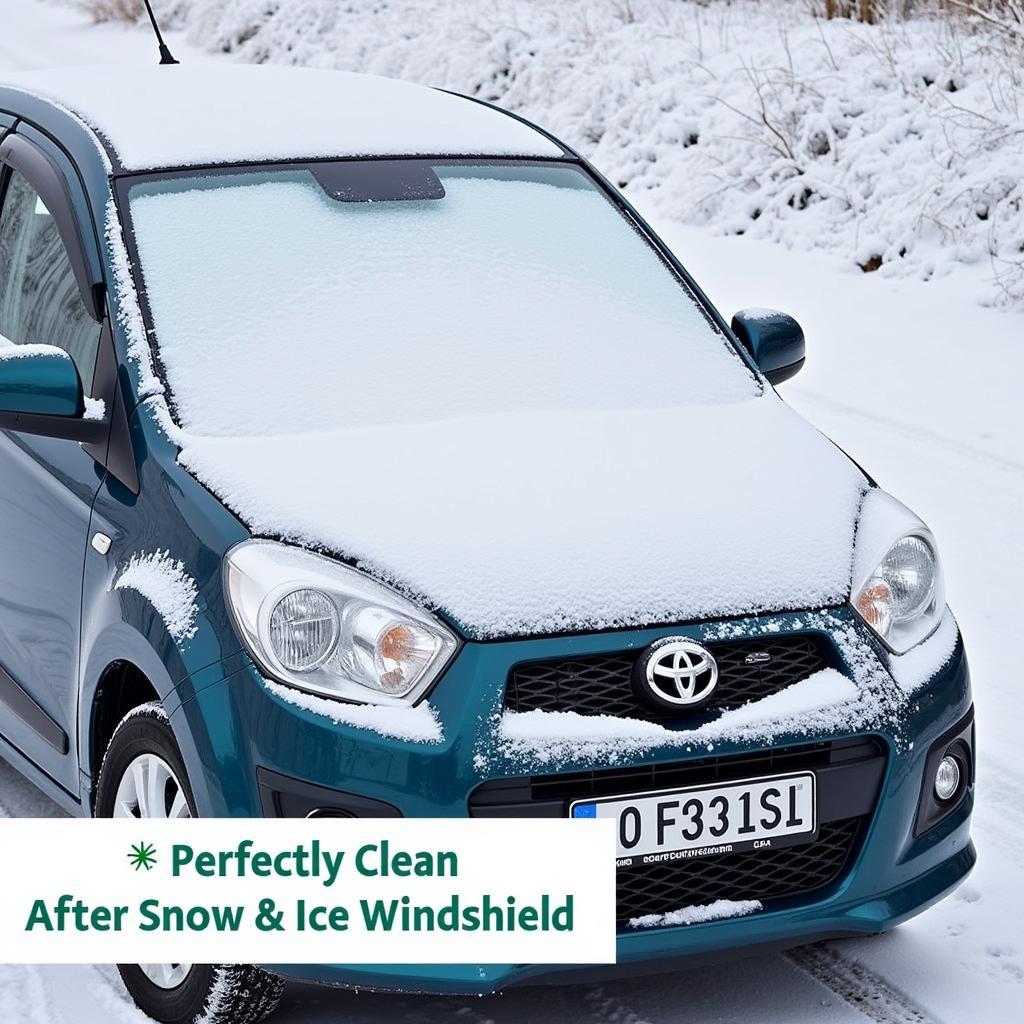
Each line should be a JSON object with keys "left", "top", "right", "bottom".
{"left": 1, "top": 2, "right": 1022, "bottom": 1023}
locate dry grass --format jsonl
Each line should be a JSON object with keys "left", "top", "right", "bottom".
{"left": 77, "top": 0, "right": 144, "bottom": 25}
{"left": 816, "top": 0, "right": 1024, "bottom": 29}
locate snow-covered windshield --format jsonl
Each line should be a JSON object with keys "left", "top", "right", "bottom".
{"left": 126, "top": 162, "right": 759, "bottom": 436}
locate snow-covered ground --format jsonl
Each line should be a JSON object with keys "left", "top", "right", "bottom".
{"left": 167, "top": 0, "right": 1024, "bottom": 310}
{"left": 1, "top": 2, "right": 1023, "bottom": 1023}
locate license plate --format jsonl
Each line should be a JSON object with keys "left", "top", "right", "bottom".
{"left": 571, "top": 772, "right": 816, "bottom": 867}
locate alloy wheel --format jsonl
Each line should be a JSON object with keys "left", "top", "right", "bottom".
{"left": 113, "top": 752, "right": 192, "bottom": 990}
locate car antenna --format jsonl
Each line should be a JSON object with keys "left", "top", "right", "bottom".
{"left": 141, "top": 0, "right": 180, "bottom": 65}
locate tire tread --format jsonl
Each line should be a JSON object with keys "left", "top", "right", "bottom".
{"left": 201, "top": 966, "right": 286, "bottom": 1024}
{"left": 98, "top": 704, "right": 285, "bottom": 1024}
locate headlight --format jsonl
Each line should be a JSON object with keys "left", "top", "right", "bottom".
{"left": 269, "top": 589, "right": 340, "bottom": 672}
{"left": 850, "top": 490, "right": 945, "bottom": 653}
{"left": 224, "top": 541, "right": 458, "bottom": 705}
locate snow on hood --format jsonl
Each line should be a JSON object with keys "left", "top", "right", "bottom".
{"left": 112, "top": 155, "right": 866, "bottom": 635}
{"left": 176, "top": 394, "right": 867, "bottom": 638}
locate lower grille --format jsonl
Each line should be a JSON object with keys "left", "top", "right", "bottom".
{"left": 470, "top": 739, "right": 884, "bottom": 926}
{"left": 618, "top": 817, "right": 862, "bottom": 926}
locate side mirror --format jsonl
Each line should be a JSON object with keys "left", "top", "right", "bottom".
{"left": 731, "top": 309, "right": 805, "bottom": 385}
{"left": 0, "top": 345, "right": 84, "bottom": 417}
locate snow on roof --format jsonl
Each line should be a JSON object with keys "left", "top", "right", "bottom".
{"left": 0, "top": 65, "right": 562, "bottom": 171}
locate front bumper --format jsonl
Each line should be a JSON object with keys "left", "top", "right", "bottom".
{"left": 169, "top": 608, "right": 974, "bottom": 994}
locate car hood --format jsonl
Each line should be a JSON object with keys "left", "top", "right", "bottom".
{"left": 176, "top": 393, "right": 868, "bottom": 639}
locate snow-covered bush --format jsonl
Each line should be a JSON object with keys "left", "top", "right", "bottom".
{"left": 109, "top": 2, "right": 1024, "bottom": 305}
{"left": 940, "top": 0, "right": 1024, "bottom": 37}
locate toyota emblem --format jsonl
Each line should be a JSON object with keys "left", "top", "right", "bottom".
{"left": 634, "top": 638, "right": 719, "bottom": 711}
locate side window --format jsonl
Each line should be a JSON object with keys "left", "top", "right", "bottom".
{"left": 0, "top": 168, "right": 101, "bottom": 393}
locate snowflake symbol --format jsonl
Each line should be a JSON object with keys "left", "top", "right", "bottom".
{"left": 128, "top": 841, "right": 158, "bottom": 872}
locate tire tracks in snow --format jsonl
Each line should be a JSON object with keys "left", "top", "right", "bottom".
{"left": 582, "top": 984, "right": 653, "bottom": 1024}
{"left": 579, "top": 949, "right": 935, "bottom": 1024}
{"left": 789, "top": 389, "right": 1024, "bottom": 478}
{"left": 785, "top": 945, "right": 936, "bottom": 1024}
{"left": 0, "top": 964, "right": 62, "bottom": 1024}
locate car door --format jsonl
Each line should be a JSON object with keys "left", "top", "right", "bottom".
{"left": 0, "top": 144, "right": 106, "bottom": 795}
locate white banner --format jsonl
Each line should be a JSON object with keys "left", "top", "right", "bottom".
{"left": 0, "top": 818, "right": 616, "bottom": 964}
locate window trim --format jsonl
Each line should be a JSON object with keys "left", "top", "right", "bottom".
{"left": 0, "top": 128, "right": 138, "bottom": 491}
{"left": 0, "top": 139, "right": 108, "bottom": 448}
{"left": 0, "top": 133, "right": 105, "bottom": 323}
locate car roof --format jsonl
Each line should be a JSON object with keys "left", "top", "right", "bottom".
{"left": 0, "top": 65, "right": 563, "bottom": 173}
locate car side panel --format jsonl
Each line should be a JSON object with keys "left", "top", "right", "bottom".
{"left": 79, "top": 399, "right": 250, "bottom": 788}
{"left": 0, "top": 126, "right": 109, "bottom": 795}
{"left": 0, "top": 430, "right": 102, "bottom": 793}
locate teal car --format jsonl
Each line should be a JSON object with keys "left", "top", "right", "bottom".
{"left": 0, "top": 65, "right": 973, "bottom": 1024}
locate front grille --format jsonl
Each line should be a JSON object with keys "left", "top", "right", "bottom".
{"left": 505, "top": 634, "right": 834, "bottom": 720}
{"left": 469, "top": 737, "right": 886, "bottom": 816}
{"left": 527, "top": 738, "right": 876, "bottom": 805}
{"left": 618, "top": 817, "right": 862, "bottom": 926}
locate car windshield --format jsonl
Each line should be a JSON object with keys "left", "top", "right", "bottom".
{"left": 125, "top": 161, "right": 759, "bottom": 437}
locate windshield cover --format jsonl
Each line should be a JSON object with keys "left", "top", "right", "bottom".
{"left": 127, "top": 162, "right": 759, "bottom": 436}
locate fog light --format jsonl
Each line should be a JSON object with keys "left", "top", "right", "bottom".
{"left": 934, "top": 755, "right": 961, "bottom": 801}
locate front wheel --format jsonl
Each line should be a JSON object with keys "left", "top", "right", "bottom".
{"left": 95, "top": 703, "right": 285, "bottom": 1024}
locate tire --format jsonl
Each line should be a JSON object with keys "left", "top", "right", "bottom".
{"left": 114, "top": 964, "right": 286, "bottom": 1024}
{"left": 95, "top": 703, "right": 285, "bottom": 1024}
